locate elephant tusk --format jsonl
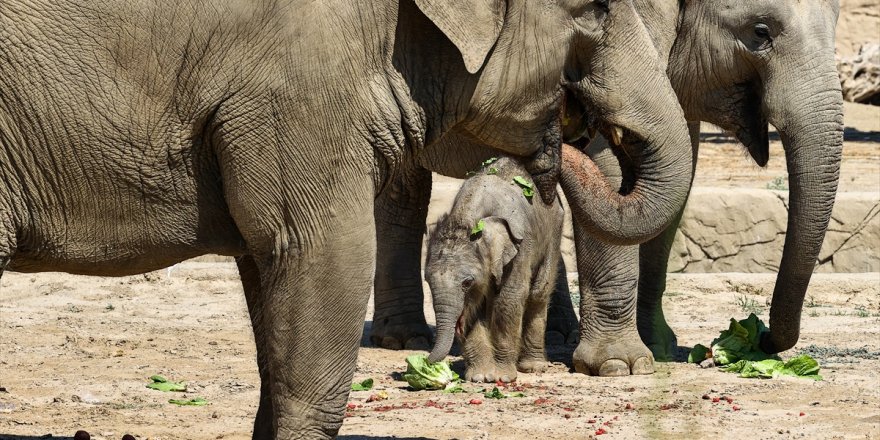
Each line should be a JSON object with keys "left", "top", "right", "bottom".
{"left": 610, "top": 126, "right": 624, "bottom": 146}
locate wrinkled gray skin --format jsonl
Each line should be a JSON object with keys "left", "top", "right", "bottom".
{"left": 371, "top": 0, "right": 844, "bottom": 380}
{"left": 0, "top": 0, "right": 692, "bottom": 437}
{"left": 371, "top": 1, "right": 695, "bottom": 352}
{"left": 425, "top": 158, "right": 563, "bottom": 383}
{"left": 572, "top": 0, "right": 844, "bottom": 376}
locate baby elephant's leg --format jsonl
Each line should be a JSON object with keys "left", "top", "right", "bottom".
{"left": 463, "top": 320, "right": 499, "bottom": 383}
{"left": 518, "top": 263, "right": 556, "bottom": 373}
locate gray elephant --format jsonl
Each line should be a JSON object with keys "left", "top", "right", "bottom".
{"left": 425, "top": 157, "right": 563, "bottom": 383}
{"left": 0, "top": 0, "right": 694, "bottom": 438}
{"left": 567, "top": 0, "right": 845, "bottom": 376}
{"left": 369, "top": 7, "right": 697, "bottom": 352}
{"left": 369, "top": 0, "right": 845, "bottom": 380}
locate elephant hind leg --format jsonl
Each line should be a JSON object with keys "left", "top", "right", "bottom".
{"left": 544, "top": 257, "right": 579, "bottom": 346}
{"left": 371, "top": 164, "right": 433, "bottom": 350}
{"left": 236, "top": 255, "right": 274, "bottom": 440}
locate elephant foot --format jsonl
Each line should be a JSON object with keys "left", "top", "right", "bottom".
{"left": 638, "top": 305, "right": 678, "bottom": 362}
{"left": 517, "top": 357, "right": 550, "bottom": 374}
{"left": 466, "top": 362, "right": 518, "bottom": 383}
{"left": 369, "top": 311, "right": 432, "bottom": 350}
{"left": 641, "top": 319, "right": 678, "bottom": 362}
{"left": 545, "top": 309, "right": 579, "bottom": 346}
{"left": 572, "top": 334, "right": 654, "bottom": 377}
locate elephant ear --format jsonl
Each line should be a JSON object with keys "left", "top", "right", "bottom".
{"left": 414, "top": 0, "right": 507, "bottom": 74}
{"left": 480, "top": 216, "right": 521, "bottom": 289}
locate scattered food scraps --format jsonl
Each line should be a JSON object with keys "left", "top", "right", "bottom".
{"left": 146, "top": 375, "right": 186, "bottom": 392}
{"left": 351, "top": 378, "right": 374, "bottom": 391}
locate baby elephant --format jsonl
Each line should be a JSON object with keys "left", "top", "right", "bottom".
{"left": 426, "top": 157, "right": 563, "bottom": 383}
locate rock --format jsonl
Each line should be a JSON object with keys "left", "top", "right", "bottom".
{"left": 838, "top": 43, "right": 880, "bottom": 105}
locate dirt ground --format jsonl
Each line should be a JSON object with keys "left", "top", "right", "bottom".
{"left": 1, "top": 265, "right": 879, "bottom": 440}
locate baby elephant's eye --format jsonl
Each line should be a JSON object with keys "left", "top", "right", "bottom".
{"left": 461, "top": 277, "right": 475, "bottom": 290}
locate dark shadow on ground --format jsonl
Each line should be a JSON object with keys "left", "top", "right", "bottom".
{"left": 699, "top": 127, "right": 880, "bottom": 144}
{"left": 339, "top": 436, "right": 436, "bottom": 440}
{"left": 360, "top": 321, "right": 458, "bottom": 355}
{"left": 0, "top": 436, "right": 74, "bottom": 440}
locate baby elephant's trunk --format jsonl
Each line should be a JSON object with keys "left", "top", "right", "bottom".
{"left": 428, "top": 296, "right": 463, "bottom": 363}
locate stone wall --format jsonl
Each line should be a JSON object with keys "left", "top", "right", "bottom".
{"left": 426, "top": 184, "right": 880, "bottom": 274}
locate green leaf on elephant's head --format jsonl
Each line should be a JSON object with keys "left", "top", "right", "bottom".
{"left": 512, "top": 176, "right": 534, "bottom": 200}
{"left": 487, "top": 167, "right": 498, "bottom": 175}
{"left": 470, "top": 219, "right": 485, "bottom": 238}
{"left": 351, "top": 378, "right": 374, "bottom": 391}
{"left": 481, "top": 157, "right": 498, "bottom": 168}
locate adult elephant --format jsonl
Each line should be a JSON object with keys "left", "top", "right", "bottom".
{"left": 370, "top": 0, "right": 844, "bottom": 379}
{"left": 0, "top": 0, "right": 692, "bottom": 438}
{"left": 570, "top": 0, "right": 844, "bottom": 376}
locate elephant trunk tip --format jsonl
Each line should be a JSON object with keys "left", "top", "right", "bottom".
{"left": 427, "top": 351, "right": 446, "bottom": 364}
{"left": 758, "top": 329, "right": 798, "bottom": 355}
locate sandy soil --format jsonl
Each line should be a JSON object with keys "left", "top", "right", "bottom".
{"left": 1, "top": 264, "right": 878, "bottom": 440}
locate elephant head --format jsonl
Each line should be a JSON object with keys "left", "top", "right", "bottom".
{"left": 408, "top": 0, "right": 693, "bottom": 245}
{"left": 425, "top": 215, "right": 520, "bottom": 364}
{"left": 668, "top": 0, "right": 843, "bottom": 353}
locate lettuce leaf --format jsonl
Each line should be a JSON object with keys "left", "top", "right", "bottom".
{"left": 403, "top": 355, "right": 460, "bottom": 391}
{"left": 688, "top": 313, "right": 776, "bottom": 366}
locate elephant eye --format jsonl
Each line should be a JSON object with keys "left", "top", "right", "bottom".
{"left": 461, "top": 277, "right": 475, "bottom": 291}
{"left": 754, "top": 23, "right": 770, "bottom": 39}
{"left": 594, "top": 0, "right": 609, "bottom": 12}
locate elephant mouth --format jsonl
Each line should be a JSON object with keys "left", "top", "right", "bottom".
{"left": 718, "top": 82, "right": 770, "bottom": 167}
{"left": 559, "top": 87, "right": 644, "bottom": 159}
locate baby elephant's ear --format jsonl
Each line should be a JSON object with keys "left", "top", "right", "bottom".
{"left": 482, "top": 216, "right": 520, "bottom": 288}
{"left": 413, "top": 0, "right": 506, "bottom": 74}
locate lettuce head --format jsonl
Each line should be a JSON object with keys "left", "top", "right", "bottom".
{"left": 403, "top": 354, "right": 460, "bottom": 391}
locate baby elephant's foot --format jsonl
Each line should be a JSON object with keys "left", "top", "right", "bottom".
{"left": 465, "top": 363, "right": 518, "bottom": 383}
{"left": 517, "top": 357, "right": 550, "bottom": 374}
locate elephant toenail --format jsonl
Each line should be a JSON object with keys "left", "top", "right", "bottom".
{"left": 472, "top": 374, "right": 484, "bottom": 383}
{"left": 631, "top": 357, "right": 655, "bottom": 375}
{"left": 598, "top": 359, "right": 630, "bottom": 377}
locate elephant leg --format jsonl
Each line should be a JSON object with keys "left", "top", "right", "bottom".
{"left": 636, "top": 210, "right": 684, "bottom": 362}
{"left": 519, "top": 260, "right": 557, "bottom": 373}
{"left": 370, "top": 164, "right": 433, "bottom": 350}
{"left": 571, "top": 139, "right": 653, "bottom": 376}
{"left": 255, "top": 215, "right": 375, "bottom": 438}
{"left": 236, "top": 255, "right": 274, "bottom": 440}
{"left": 637, "top": 122, "right": 700, "bottom": 361}
{"left": 544, "top": 257, "right": 579, "bottom": 346}
{"left": 462, "top": 319, "right": 496, "bottom": 383}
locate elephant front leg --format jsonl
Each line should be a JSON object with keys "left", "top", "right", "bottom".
{"left": 637, "top": 121, "right": 698, "bottom": 361}
{"left": 370, "top": 164, "right": 433, "bottom": 350}
{"left": 637, "top": 209, "right": 685, "bottom": 362}
{"left": 570, "top": 139, "right": 653, "bottom": 376}
{"left": 251, "top": 211, "right": 375, "bottom": 438}
{"left": 572, "top": 236, "right": 653, "bottom": 376}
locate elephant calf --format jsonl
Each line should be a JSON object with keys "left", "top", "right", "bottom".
{"left": 425, "top": 157, "right": 563, "bottom": 383}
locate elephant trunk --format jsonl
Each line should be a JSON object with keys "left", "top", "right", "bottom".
{"left": 559, "top": 122, "right": 693, "bottom": 246}
{"left": 428, "top": 294, "right": 464, "bottom": 363}
{"left": 759, "top": 64, "right": 844, "bottom": 353}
